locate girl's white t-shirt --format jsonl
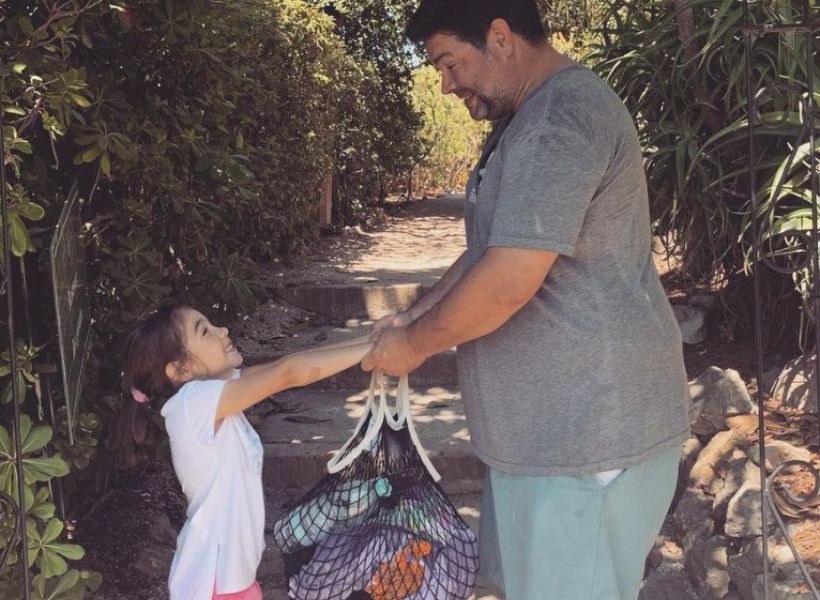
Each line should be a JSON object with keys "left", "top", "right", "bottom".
{"left": 160, "top": 371, "right": 265, "bottom": 599}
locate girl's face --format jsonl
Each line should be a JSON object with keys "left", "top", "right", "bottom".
{"left": 171, "top": 307, "right": 243, "bottom": 381}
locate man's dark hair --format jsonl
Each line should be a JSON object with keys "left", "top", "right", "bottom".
{"left": 406, "top": 0, "right": 546, "bottom": 49}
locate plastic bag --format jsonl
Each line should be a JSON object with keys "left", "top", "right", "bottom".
{"left": 273, "top": 375, "right": 479, "bottom": 600}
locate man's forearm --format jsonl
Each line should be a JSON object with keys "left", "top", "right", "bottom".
{"left": 407, "top": 251, "right": 468, "bottom": 321}
{"left": 362, "top": 248, "right": 555, "bottom": 377}
{"left": 406, "top": 248, "right": 556, "bottom": 358}
{"left": 407, "top": 257, "right": 524, "bottom": 357}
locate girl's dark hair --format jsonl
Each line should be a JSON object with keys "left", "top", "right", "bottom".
{"left": 114, "top": 301, "right": 189, "bottom": 469}
{"left": 407, "top": 0, "right": 546, "bottom": 49}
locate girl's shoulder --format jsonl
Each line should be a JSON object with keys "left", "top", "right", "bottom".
{"left": 160, "top": 376, "right": 229, "bottom": 418}
{"left": 159, "top": 369, "right": 240, "bottom": 418}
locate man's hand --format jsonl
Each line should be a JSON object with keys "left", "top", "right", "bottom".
{"left": 361, "top": 325, "right": 428, "bottom": 376}
{"left": 370, "top": 312, "right": 414, "bottom": 337}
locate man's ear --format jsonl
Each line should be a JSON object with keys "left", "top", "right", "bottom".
{"left": 165, "top": 360, "right": 191, "bottom": 385}
{"left": 486, "top": 18, "right": 515, "bottom": 59}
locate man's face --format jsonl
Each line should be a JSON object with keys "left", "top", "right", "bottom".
{"left": 425, "top": 32, "right": 515, "bottom": 121}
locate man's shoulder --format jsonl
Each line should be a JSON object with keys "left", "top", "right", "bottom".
{"left": 506, "top": 68, "right": 629, "bottom": 145}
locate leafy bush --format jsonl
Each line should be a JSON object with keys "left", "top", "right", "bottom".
{"left": 535, "top": 0, "right": 609, "bottom": 58}
{"left": 316, "top": 0, "right": 424, "bottom": 218}
{"left": 589, "top": 0, "right": 819, "bottom": 347}
{"left": 0, "top": 416, "right": 101, "bottom": 599}
{"left": 410, "top": 65, "right": 488, "bottom": 195}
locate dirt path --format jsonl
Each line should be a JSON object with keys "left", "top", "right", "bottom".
{"left": 263, "top": 195, "right": 466, "bottom": 289}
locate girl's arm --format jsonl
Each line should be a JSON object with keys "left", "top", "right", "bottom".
{"left": 239, "top": 335, "right": 371, "bottom": 377}
{"left": 216, "top": 340, "right": 373, "bottom": 421}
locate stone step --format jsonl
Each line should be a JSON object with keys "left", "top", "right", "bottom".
{"left": 274, "top": 283, "right": 430, "bottom": 321}
{"left": 241, "top": 320, "right": 459, "bottom": 388}
{"left": 251, "top": 384, "right": 484, "bottom": 490}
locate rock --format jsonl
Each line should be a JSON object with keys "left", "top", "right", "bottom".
{"left": 649, "top": 535, "right": 685, "bottom": 569}
{"left": 752, "top": 563, "right": 820, "bottom": 600}
{"left": 747, "top": 440, "right": 813, "bottom": 473}
{"left": 729, "top": 538, "right": 764, "bottom": 600}
{"left": 673, "top": 304, "right": 707, "bottom": 345}
{"left": 770, "top": 352, "right": 820, "bottom": 412}
{"left": 148, "top": 510, "right": 178, "bottom": 548}
{"left": 712, "top": 454, "right": 747, "bottom": 524}
{"left": 673, "top": 437, "right": 703, "bottom": 511}
{"left": 672, "top": 488, "right": 714, "bottom": 554}
{"left": 690, "top": 367, "right": 757, "bottom": 415}
{"left": 728, "top": 536, "right": 803, "bottom": 600}
{"left": 689, "top": 430, "right": 744, "bottom": 491}
{"left": 725, "top": 462, "right": 774, "bottom": 538}
{"left": 685, "top": 535, "right": 731, "bottom": 599}
{"left": 640, "top": 565, "right": 699, "bottom": 600}
{"left": 689, "top": 367, "right": 757, "bottom": 435}
{"left": 134, "top": 544, "right": 174, "bottom": 581}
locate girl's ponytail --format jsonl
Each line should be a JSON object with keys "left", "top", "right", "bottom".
{"left": 113, "top": 395, "right": 154, "bottom": 469}
{"left": 114, "top": 301, "right": 189, "bottom": 469}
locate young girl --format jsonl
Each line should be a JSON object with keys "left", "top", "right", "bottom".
{"left": 119, "top": 301, "right": 373, "bottom": 600}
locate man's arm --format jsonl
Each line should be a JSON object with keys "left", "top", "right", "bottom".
{"left": 373, "top": 251, "right": 468, "bottom": 332}
{"left": 362, "top": 247, "right": 557, "bottom": 375}
{"left": 407, "top": 250, "right": 468, "bottom": 321}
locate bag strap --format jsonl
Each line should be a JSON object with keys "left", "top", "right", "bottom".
{"left": 383, "top": 375, "right": 441, "bottom": 482}
{"left": 326, "top": 374, "right": 442, "bottom": 482}
{"left": 326, "top": 374, "right": 386, "bottom": 473}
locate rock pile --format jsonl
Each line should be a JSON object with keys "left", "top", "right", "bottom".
{"left": 643, "top": 365, "right": 820, "bottom": 600}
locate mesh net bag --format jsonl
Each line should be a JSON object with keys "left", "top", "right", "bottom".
{"left": 273, "top": 375, "right": 479, "bottom": 600}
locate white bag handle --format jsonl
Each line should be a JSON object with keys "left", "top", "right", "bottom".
{"left": 396, "top": 374, "right": 441, "bottom": 481}
{"left": 326, "top": 374, "right": 386, "bottom": 473}
{"left": 327, "top": 374, "right": 441, "bottom": 481}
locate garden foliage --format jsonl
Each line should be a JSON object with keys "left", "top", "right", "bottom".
{"left": 312, "top": 0, "right": 424, "bottom": 218}
{"left": 590, "top": 0, "right": 820, "bottom": 346}
{"left": 410, "top": 65, "right": 488, "bottom": 195}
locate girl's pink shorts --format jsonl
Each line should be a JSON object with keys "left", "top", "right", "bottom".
{"left": 212, "top": 581, "right": 263, "bottom": 600}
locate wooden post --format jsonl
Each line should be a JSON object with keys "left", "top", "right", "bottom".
{"left": 319, "top": 173, "right": 333, "bottom": 228}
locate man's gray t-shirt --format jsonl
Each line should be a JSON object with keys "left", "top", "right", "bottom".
{"left": 458, "top": 66, "right": 690, "bottom": 477}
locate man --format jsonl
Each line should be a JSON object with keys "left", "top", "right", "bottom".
{"left": 362, "top": 1, "right": 691, "bottom": 598}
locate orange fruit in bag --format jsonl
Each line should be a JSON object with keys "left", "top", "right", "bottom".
{"left": 364, "top": 539, "right": 433, "bottom": 600}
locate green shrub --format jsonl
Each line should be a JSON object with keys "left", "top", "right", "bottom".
{"left": 315, "top": 0, "right": 424, "bottom": 217}
{"left": 0, "top": 416, "right": 101, "bottom": 599}
{"left": 589, "top": 0, "right": 819, "bottom": 347}
{"left": 410, "top": 65, "right": 488, "bottom": 195}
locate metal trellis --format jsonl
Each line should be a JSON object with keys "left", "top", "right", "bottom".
{"left": 743, "top": 0, "right": 820, "bottom": 597}
{"left": 0, "top": 85, "right": 32, "bottom": 600}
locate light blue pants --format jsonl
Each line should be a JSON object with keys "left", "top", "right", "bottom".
{"left": 478, "top": 446, "right": 681, "bottom": 600}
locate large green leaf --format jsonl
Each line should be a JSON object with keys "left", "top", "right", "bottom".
{"left": 22, "top": 456, "right": 70, "bottom": 485}
{"left": 27, "top": 519, "right": 85, "bottom": 578}
{"left": 21, "top": 424, "right": 53, "bottom": 456}
{"left": 0, "top": 427, "right": 11, "bottom": 459}
{"left": 31, "top": 570, "right": 79, "bottom": 600}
